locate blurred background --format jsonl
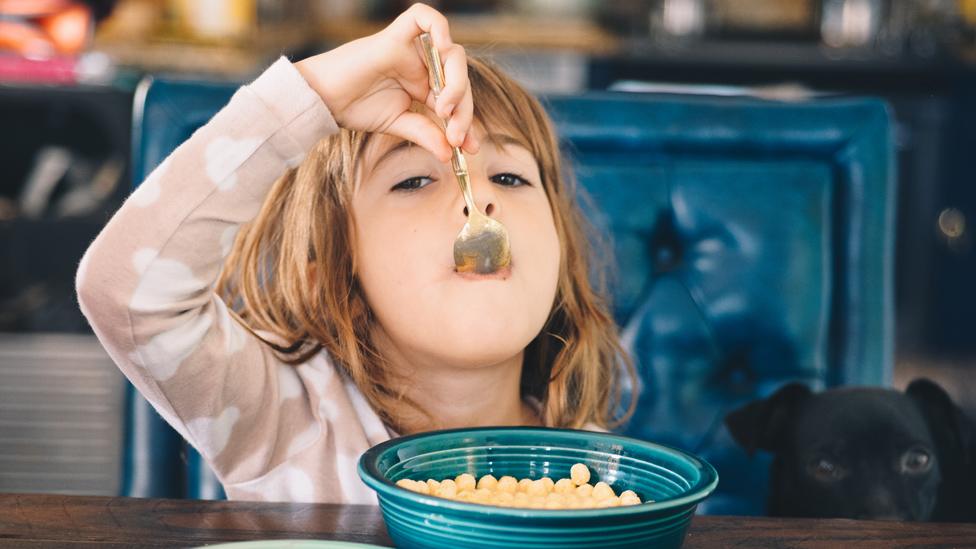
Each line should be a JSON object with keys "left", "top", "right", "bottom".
{"left": 1, "top": 0, "right": 975, "bottom": 497}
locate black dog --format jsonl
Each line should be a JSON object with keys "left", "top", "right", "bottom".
{"left": 724, "top": 378, "right": 975, "bottom": 521}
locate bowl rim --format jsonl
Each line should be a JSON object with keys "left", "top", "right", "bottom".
{"left": 357, "top": 426, "right": 719, "bottom": 518}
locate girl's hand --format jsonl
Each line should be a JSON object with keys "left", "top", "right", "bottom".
{"left": 295, "top": 3, "right": 476, "bottom": 162}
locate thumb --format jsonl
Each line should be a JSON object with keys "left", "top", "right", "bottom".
{"left": 384, "top": 110, "right": 452, "bottom": 163}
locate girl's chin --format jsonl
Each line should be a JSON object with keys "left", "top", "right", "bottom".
{"left": 427, "top": 348, "right": 526, "bottom": 369}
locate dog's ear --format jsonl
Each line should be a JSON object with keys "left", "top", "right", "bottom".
{"left": 906, "top": 378, "right": 976, "bottom": 466}
{"left": 724, "top": 382, "right": 812, "bottom": 456}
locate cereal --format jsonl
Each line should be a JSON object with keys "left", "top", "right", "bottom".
{"left": 570, "top": 463, "right": 591, "bottom": 485}
{"left": 554, "top": 478, "right": 575, "bottom": 494}
{"left": 497, "top": 475, "right": 518, "bottom": 493}
{"left": 477, "top": 474, "right": 498, "bottom": 491}
{"left": 620, "top": 490, "right": 641, "bottom": 506}
{"left": 456, "top": 473, "right": 476, "bottom": 492}
{"left": 396, "top": 479, "right": 418, "bottom": 490}
{"left": 438, "top": 479, "right": 457, "bottom": 498}
{"left": 395, "top": 463, "right": 648, "bottom": 510}
{"left": 592, "top": 481, "right": 614, "bottom": 501}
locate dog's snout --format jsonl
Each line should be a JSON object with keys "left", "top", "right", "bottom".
{"left": 858, "top": 489, "right": 909, "bottom": 521}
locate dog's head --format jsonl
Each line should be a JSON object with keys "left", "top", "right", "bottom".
{"left": 724, "top": 379, "right": 973, "bottom": 521}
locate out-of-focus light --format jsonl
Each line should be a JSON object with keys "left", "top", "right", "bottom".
{"left": 822, "top": 0, "right": 881, "bottom": 48}
{"left": 938, "top": 208, "right": 966, "bottom": 239}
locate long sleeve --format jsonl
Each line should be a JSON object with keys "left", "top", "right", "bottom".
{"left": 75, "top": 57, "right": 352, "bottom": 487}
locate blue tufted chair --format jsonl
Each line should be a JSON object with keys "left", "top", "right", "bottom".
{"left": 546, "top": 93, "right": 895, "bottom": 515}
{"left": 129, "top": 76, "right": 895, "bottom": 512}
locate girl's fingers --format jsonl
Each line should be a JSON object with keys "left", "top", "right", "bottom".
{"left": 445, "top": 80, "right": 474, "bottom": 148}
{"left": 385, "top": 110, "right": 453, "bottom": 163}
{"left": 437, "top": 44, "right": 468, "bottom": 119}
{"left": 384, "top": 4, "right": 472, "bottom": 150}
{"left": 461, "top": 124, "right": 480, "bottom": 155}
{"left": 390, "top": 3, "right": 453, "bottom": 52}
{"left": 424, "top": 88, "right": 438, "bottom": 114}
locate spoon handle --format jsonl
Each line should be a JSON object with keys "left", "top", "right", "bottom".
{"left": 418, "top": 33, "right": 478, "bottom": 214}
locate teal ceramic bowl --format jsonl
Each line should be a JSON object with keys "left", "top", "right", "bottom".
{"left": 358, "top": 427, "right": 718, "bottom": 549}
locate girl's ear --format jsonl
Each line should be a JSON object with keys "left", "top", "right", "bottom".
{"left": 724, "top": 382, "right": 812, "bottom": 456}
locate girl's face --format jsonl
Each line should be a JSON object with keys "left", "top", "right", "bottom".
{"left": 352, "top": 125, "right": 561, "bottom": 369}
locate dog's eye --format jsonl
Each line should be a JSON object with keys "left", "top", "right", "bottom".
{"left": 809, "top": 457, "right": 846, "bottom": 481}
{"left": 901, "top": 447, "right": 932, "bottom": 474}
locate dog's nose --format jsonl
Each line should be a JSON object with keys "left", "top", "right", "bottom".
{"left": 856, "top": 488, "right": 911, "bottom": 521}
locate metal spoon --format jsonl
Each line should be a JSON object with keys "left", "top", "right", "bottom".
{"left": 419, "top": 33, "right": 512, "bottom": 274}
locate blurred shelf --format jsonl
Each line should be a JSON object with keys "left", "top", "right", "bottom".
{"left": 589, "top": 39, "right": 976, "bottom": 95}
{"left": 91, "top": 23, "right": 319, "bottom": 78}
{"left": 318, "top": 14, "right": 620, "bottom": 54}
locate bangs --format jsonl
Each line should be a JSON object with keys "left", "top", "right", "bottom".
{"left": 468, "top": 57, "right": 556, "bottom": 185}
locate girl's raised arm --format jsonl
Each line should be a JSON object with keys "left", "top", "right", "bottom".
{"left": 76, "top": 3, "right": 473, "bottom": 490}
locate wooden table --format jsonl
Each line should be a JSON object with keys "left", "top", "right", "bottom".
{"left": 2, "top": 493, "right": 975, "bottom": 548}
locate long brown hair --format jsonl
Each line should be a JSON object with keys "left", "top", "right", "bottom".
{"left": 216, "top": 56, "right": 636, "bottom": 432}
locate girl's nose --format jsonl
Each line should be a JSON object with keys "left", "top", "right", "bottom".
{"left": 462, "top": 202, "right": 495, "bottom": 217}
{"left": 459, "top": 175, "right": 499, "bottom": 218}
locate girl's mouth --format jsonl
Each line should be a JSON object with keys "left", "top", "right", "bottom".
{"left": 454, "top": 264, "right": 513, "bottom": 281}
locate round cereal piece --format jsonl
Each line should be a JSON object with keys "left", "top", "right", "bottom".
{"left": 456, "top": 473, "right": 476, "bottom": 492}
{"left": 595, "top": 496, "right": 621, "bottom": 508}
{"left": 413, "top": 481, "right": 430, "bottom": 495}
{"left": 544, "top": 497, "right": 565, "bottom": 509}
{"left": 619, "top": 489, "right": 641, "bottom": 505}
{"left": 554, "top": 478, "right": 575, "bottom": 494}
{"left": 570, "top": 463, "right": 591, "bottom": 486}
{"left": 456, "top": 490, "right": 474, "bottom": 502}
{"left": 497, "top": 475, "right": 518, "bottom": 493}
{"left": 473, "top": 488, "right": 492, "bottom": 504}
{"left": 540, "top": 477, "right": 555, "bottom": 493}
{"left": 620, "top": 494, "right": 641, "bottom": 506}
{"left": 437, "top": 479, "right": 458, "bottom": 498}
{"left": 517, "top": 478, "right": 534, "bottom": 492}
{"left": 528, "top": 496, "right": 546, "bottom": 509}
{"left": 545, "top": 492, "right": 565, "bottom": 504}
{"left": 395, "top": 479, "right": 417, "bottom": 491}
{"left": 526, "top": 479, "right": 548, "bottom": 497}
{"left": 513, "top": 492, "right": 530, "bottom": 507}
{"left": 564, "top": 493, "right": 582, "bottom": 509}
{"left": 426, "top": 479, "right": 440, "bottom": 493}
{"left": 477, "top": 474, "right": 498, "bottom": 491}
{"left": 494, "top": 492, "right": 515, "bottom": 506}
{"left": 592, "top": 481, "right": 615, "bottom": 500}
{"left": 575, "top": 483, "right": 594, "bottom": 498}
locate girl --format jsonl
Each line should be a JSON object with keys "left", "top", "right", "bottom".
{"left": 77, "top": 3, "right": 634, "bottom": 504}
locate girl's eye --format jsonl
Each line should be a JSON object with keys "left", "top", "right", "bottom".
{"left": 392, "top": 175, "right": 435, "bottom": 192}
{"left": 491, "top": 173, "right": 530, "bottom": 187}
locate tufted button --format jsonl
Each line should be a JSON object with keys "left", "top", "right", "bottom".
{"left": 650, "top": 211, "right": 683, "bottom": 272}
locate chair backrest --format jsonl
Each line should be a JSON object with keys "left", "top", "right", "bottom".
{"left": 129, "top": 77, "right": 895, "bottom": 512}
{"left": 546, "top": 92, "right": 895, "bottom": 515}
{"left": 125, "top": 76, "right": 239, "bottom": 500}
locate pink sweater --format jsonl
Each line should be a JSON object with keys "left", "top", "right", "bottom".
{"left": 77, "top": 58, "right": 390, "bottom": 504}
